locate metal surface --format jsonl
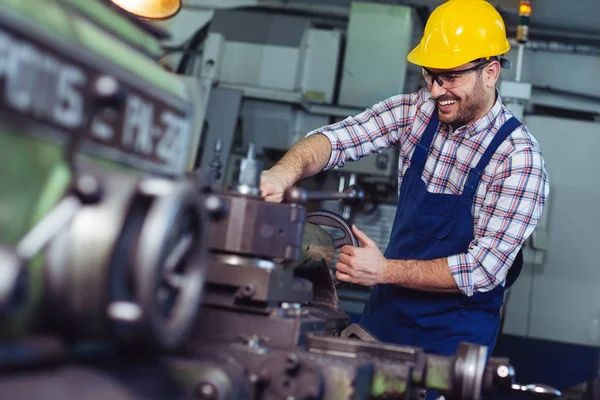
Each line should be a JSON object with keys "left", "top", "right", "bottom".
{"left": 169, "top": 354, "right": 252, "bottom": 400}
{"left": 207, "top": 193, "right": 306, "bottom": 260}
{"left": 257, "top": 352, "right": 324, "bottom": 400}
{"left": 307, "top": 333, "right": 419, "bottom": 363}
{"left": 205, "top": 253, "right": 312, "bottom": 306}
{"left": 191, "top": 306, "right": 333, "bottom": 349}
{"left": 339, "top": 324, "right": 380, "bottom": 343}
{"left": 515, "top": 44, "right": 525, "bottom": 82}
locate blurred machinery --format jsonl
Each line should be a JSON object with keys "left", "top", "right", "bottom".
{"left": 0, "top": 0, "right": 565, "bottom": 399}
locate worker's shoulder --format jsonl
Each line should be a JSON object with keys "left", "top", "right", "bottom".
{"left": 497, "top": 106, "right": 545, "bottom": 161}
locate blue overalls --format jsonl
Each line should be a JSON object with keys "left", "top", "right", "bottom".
{"left": 360, "top": 109, "right": 523, "bottom": 362}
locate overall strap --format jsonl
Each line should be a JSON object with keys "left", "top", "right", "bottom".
{"left": 464, "top": 116, "right": 522, "bottom": 193}
{"left": 410, "top": 109, "right": 439, "bottom": 169}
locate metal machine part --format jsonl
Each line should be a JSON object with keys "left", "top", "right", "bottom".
{"left": 182, "top": 335, "right": 560, "bottom": 400}
{"left": 187, "top": 152, "right": 561, "bottom": 399}
{"left": 230, "top": 144, "right": 262, "bottom": 197}
{"left": 194, "top": 145, "right": 361, "bottom": 351}
{"left": 0, "top": 160, "right": 562, "bottom": 400}
{"left": 0, "top": 178, "right": 97, "bottom": 317}
{"left": 43, "top": 171, "right": 209, "bottom": 351}
{"left": 339, "top": 323, "right": 380, "bottom": 343}
{"left": 207, "top": 193, "right": 306, "bottom": 260}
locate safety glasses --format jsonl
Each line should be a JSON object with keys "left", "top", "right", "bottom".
{"left": 422, "top": 61, "right": 492, "bottom": 89}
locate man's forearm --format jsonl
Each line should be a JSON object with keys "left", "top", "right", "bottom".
{"left": 269, "top": 134, "right": 332, "bottom": 185}
{"left": 383, "top": 258, "right": 460, "bottom": 293}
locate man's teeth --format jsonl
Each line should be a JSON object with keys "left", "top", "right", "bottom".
{"left": 439, "top": 100, "right": 457, "bottom": 106}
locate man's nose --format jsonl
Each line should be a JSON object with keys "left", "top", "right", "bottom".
{"left": 430, "top": 80, "right": 447, "bottom": 98}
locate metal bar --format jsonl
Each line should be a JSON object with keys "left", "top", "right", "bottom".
{"left": 515, "top": 44, "right": 525, "bottom": 82}
{"left": 16, "top": 196, "right": 80, "bottom": 260}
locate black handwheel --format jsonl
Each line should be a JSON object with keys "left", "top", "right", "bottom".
{"left": 306, "top": 210, "right": 358, "bottom": 288}
{"left": 305, "top": 210, "right": 358, "bottom": 249}
{"left": 133, "top": 178, "right": 209, "bottom": 351}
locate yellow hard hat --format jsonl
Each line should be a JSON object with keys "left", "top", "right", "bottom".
{"left": 407, "top": 0, "right": 511, "bottom": 69}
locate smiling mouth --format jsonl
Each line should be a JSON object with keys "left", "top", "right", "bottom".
{"left": 438, "top": 99, "right": 457, "bottom": 106}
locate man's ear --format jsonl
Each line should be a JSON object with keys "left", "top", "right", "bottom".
{"left": 484, "top": 61, "right": 501, "bottom": 88}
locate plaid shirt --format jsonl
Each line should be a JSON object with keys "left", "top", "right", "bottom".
{"left": 307, "top": 89, "right": 549, "bottom": 297}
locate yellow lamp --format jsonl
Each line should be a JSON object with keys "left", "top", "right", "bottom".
{"left": 110, "top": 0, "right": 181, "bottom": 20}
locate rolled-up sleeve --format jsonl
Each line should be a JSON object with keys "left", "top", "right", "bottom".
{"left": 305, "top": 92, "right": 420, "bottom": 170}
{"left": 447, "top": 146, "right": 549, "bottom": 297}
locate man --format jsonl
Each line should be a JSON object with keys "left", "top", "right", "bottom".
{"left": 260, "top": 0, "right": 549, "bottom": 359}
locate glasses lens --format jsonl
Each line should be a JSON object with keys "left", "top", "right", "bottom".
{"left": 438, "top": 72, "right": 470, "bottom": 89}
{"left": 423, "top": 70, "right": 468, "bottom": 89}
{"left": 423, "top": 62, "right": 489, "bottom": 89}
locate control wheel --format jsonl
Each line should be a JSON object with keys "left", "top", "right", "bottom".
{"left": 305, "top": 210, "right": 358, "bottom": 249}
{"left": 306, "top": 210, "right": 358, "bottom": 287}
{"left": 132, "top": 178, "right": 209, "bottom": 351}
{"left": 44, "top": 173, "right": 209, "bottom": 351}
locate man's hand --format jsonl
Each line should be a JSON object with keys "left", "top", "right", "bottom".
{"left": 335, "top": 225, "right": 388, "bottom": 286}
{"left": 260, "top": 169, "right": 293, "bottom": 203}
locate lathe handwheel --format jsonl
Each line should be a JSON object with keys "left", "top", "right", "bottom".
{"left": 133, "top": 179, "right": 208, "bottom": 351}
{"left": 306, "top": 210, "right": 358, "bottom": 249}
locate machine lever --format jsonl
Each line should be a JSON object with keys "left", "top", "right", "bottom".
{"left": 284, "top": 185, "right": 365, "bottom": 207}
{"left": 511, "top": 383, "right": 562, "bottom": 398}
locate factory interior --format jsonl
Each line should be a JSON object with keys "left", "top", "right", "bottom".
{"left": 0, "top": 0, "right": 599, "bottom": 399}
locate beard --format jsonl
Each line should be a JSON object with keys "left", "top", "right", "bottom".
{"left": 436, "top": 78, "right": 488, "bottom": 129}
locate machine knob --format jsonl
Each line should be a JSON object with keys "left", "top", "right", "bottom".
{"left": 230, "top": 144, "right": 262, "bottom": 197}
{"left": 74, "top": 173, "right": 103, "bottom": 204}
{"left": 209, "top": 139, "right": 224, "bottom": 181}
{"left": 93, "top": 75, "right": 124, "bottom": 108}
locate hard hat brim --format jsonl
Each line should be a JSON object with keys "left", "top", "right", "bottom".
{"left": 407, "top": 43, "right": 512, "bottom": 70}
